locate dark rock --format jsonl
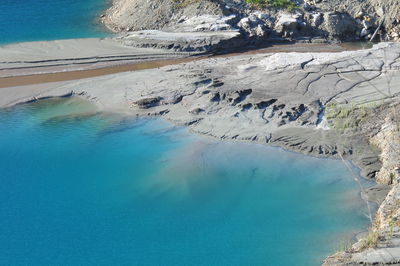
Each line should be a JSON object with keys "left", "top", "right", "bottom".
{"left": 210, "top": 92, "right": 221, "bottom": 102}
{"left": 189, "top": 108, "right": 205, "bottom": 114}
{"left": 134, "top": 96, "right": 163, "bottom": 108}
{"left": 255, "top": 99, "right": 277, "bottom": 109}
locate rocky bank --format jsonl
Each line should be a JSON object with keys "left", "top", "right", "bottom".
{"left": 102, "top": 0, "right": 400, "bottom": 53}
{"left": 324, "top": 106, "right": 400, "bottom": 265}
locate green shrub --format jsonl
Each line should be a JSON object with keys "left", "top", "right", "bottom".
{"left": 360, "top": 230, "right": 379, "bottom": 250}
{"left": 246, "top": 0, "right": 296, "bottom": 10}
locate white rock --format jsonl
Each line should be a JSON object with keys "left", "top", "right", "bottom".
{"left": 276, "top": 13, "right": 302, "bottom": 33}
{"left": 360, "top": 28, "right": 370, "bottom": 37}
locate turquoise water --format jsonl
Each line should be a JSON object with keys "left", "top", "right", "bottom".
{"left": 0, "top": 0, "right": 109, "bottom": 45}
{"left": 0, "top": 99, "right": 370, "bottom": 265}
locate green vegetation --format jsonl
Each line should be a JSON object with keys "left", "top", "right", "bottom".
{"left": 245, "top": 0, "right": 297, "bottom": 10}
{"left": 325, "top": 102, "right": 376, "bottom": 131}
{"left": 359, "top": 230, "right": 379, "bottom": 250}
{"left": 388, "top": 217, "right": 396, "bottom": 238}
{"left": 390, "top": 173, "right": 395, "bottom": 184}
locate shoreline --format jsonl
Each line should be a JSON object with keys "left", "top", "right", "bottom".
{"left": 3, "top": 0, "right": 400, "bottom": 262}
{"left": 0, "top": 95, "right": 372, "bottom": 265}
{"left": 1, "top": 39, "right": 399, "bottom": 265}
{"left": 6, "top": 93, "right": 380, "bottom": 264}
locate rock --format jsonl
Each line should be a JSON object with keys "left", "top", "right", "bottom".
{"left": 362, "top": 18, "right": 374, "bottom": 29}
{"left": 376, "top": 7, "right": 385, "bottom": 18}
{"left": 355, "top": 11, "right": 364, "bottom": 19}
{"left": 103, "top": 0, "right": 226, "bottom": 32}
{"left": 238, "top": 14, "right": 269, "bottom": 39}
{"left": 119, "top": 14, "right": 244, "bottom": 52}
{"left": 256, "top": 12, "right": 270, "bottom": 21}
{"left": 133, "top": 97, "right": 163, "bottom": 108}
{"left": 311, "top": 12, "right": 323, "bottom": 27}
{"left": 183, "top": 15, "right": 236, "bottom": 32}
{"left": 388, "top": 25, "right": 400, "bottom": 41}
{"left": 238, "top": 15, "right": 261, "bottom": 29}
{"left": 321, "top": 12, "right": 357, "bottom": 40}
{"left": 189, "top": 108, "right": 204, "bottom": 114}
{"left": 364, "top": 184, "right": 391, "bottom": 205}
{"left": 275, "top": 13, "right": 302, "bottom": 34}
{"left": 255, "top": 24, "right": 269, "bottom": 38}
{"left": 177, "top": 16, "right": 187, "bottom": 23}
{"left": 102, "top": 0, "right": 400, "bottom": 43}
{"left": 360, "top": 27, "right": 370, "bottom": 37}
{"left": 238, "top": 17, "right": 251, "bottom": 30}
{"left": 303, "top": 2, "right": 313, "bottom": 11}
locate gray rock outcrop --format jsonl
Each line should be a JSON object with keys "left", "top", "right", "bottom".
{"left": 101, "top": 0, "right": 400, "bottom": 51}
{"left": 102, "top": 0, "right": 227, "bottom": 32}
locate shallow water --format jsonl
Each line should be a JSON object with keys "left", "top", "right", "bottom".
{"left": 0, "top": 0, "right": 109, "bottom": 45}
{"left": 0, "top": 98, "right": 370, "bottom": 265}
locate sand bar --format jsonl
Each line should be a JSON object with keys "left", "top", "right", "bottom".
{"left": 0, "top": 39, "right": 365, "bottom": 88}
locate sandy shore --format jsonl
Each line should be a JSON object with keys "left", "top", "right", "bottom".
{"left": 0, "top": 56, "right": 205, "bottom": 88}
{"left": 0, "top": 39, "right": 365, "bottom": 88}
{"left": 0, "top": 38, "right": 196, "bottom": 78}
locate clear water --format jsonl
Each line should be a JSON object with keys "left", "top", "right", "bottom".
{"left": 0, "top": 0, "right": 109, "bottom": 45}
{"left": 0, "top": 98, "right": 370, "bottom": 265}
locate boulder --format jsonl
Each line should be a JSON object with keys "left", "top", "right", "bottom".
{"left": 182, "top": 15, "right": 236, "bottom": 32}
{"left": 120, "top": 29, "right": 243, "bottom": 52}
{"left": 303, "top": 1, "right": 314, "bottom": 11}
{"left": 237, "top": 15, "right": 269, "bottom": 39}
{"left": 133, "top": 97, "right": 163, "bottom": 109}
{"left": 362, "top": 18, "right": 374, "bottom": 30}
{"left": 311, "top": 12, "right": 323, "bottom": 27}
{"left": 360, "top": 27, "right": 370, "bottom": 37}
{"left": 275, "top": 13, "right": 303, "bottom": 34}
{"left": 321, "top": 12, "right": 357, "bottom": 40}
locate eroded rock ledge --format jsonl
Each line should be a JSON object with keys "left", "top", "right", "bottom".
{"left": 324, "top": 112, "right": 400, "bottom": 265}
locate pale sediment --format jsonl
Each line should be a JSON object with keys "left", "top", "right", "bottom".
{"left": 0, "top": 38, "right": 197, "bottom": 78}
{"left": 1, "top": 41, "right": 400, "bottom": 265}
{"left": 0, "top": 39, "right": 354, "bottom": 88}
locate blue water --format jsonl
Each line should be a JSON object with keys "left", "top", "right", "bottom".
{"left": 0, "top": 98, "right": 370, "bottom": 265}
{"left": 0, "top": 0, "right": 109, "bottom": 45}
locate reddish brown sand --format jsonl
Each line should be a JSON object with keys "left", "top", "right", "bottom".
{"left": 0, "top": 56, "right": 204, "bottom": 88}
